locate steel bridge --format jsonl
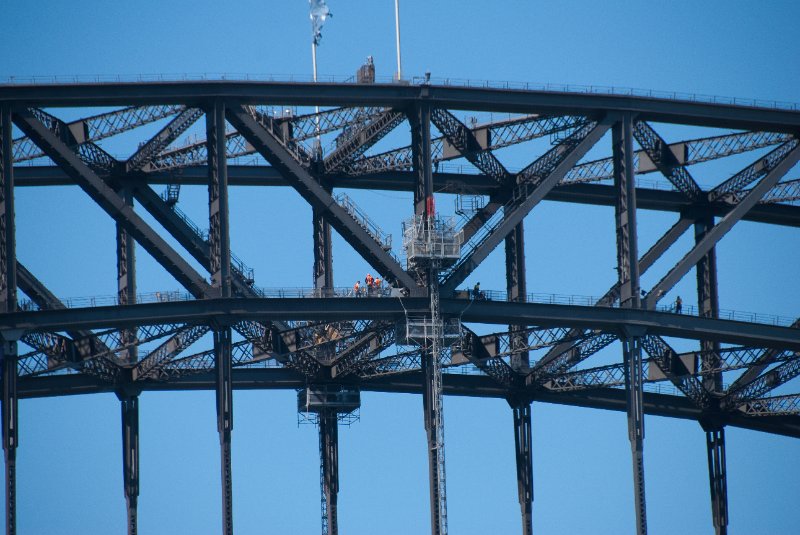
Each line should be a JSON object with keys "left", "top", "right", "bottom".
{"left": 1, "top": 79, "right": 800, "bottom": 535}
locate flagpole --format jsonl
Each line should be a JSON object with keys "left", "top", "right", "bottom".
{"left": 312, "top": 40, "right": 321, "bottom": 155}
{"left": 394, "top": 0, "right": 402, "bottom": 81}
{"left": 312, "top": 41, "right": 318, "bottom": 83}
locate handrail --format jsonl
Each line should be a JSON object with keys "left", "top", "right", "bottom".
{"left": 2, "top": 73, "right": 797, "bottom": 111}
{"left": 16, "top": 286, "right": 796, "bottom": 328}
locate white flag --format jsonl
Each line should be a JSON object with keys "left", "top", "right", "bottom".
{"left": 309, "top": 0, "right": 332, "bottom": 46}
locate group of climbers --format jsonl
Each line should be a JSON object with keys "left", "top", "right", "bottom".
{"left": 353, "top": 273, "right": 383, "bottom": 296}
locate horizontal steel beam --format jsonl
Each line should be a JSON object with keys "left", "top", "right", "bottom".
{"left": 14, "top": 369, "right": 800, "bottom": 438}
{"left": 4, "top": 298, "right": 799, "bottom": 351}
{"left": 15, "top": 167, "right": 800, "bottom": 228}
{"left": 2, "top": 82, "right": 800, "bottom": 132}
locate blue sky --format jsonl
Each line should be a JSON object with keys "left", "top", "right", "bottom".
{"left": 3, "top": 1, "right": 800, "bottom": 534}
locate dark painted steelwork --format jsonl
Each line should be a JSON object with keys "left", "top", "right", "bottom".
{"left": 441, "top": 119, "right": 613, "bottom": 294}
{"left": 0, "top": 106, "right": 15, "bottom": 316}
{"left": 623, "top": 331, "right": 647, "bottom": 535}
{"left": 613, "top": 115, "right": 641, "bottom": 308}
{"left": 644, "top": 141, "right": 800, "bottom": 309}
{"left": 2, "top": 333, "right": 18, "bottom": 535}
{"left": 119, "top": 394, "right": 140, "bottom": 535}
{"left": 319, "top": 410, "right": 339, "bottom": 535}
{"left": 430, "top": 108, "right": 509, "bottom": 183}
{"left": 3, "top": 82, "right": 800, "bottom": 133}
{"left": 313, "top": 203, "right": 334, "bottom": 293}
{"left": 125, "top": 108, "right": 202, "bottom": 173}
{"left": 1, "top": 82, "right": 798, "bottom": 534}
{"left": 505, "top": 223, "right": 528, "bottom": 372}
{"left": 1, "top": 105, "right": 17, "bottom": 535}
{"left": 12, "top": 108, "right": 214, "bottom": 298}
{"left": 632, "top": 120, "right": 703, "bottom": 201}
{"left": 511, "top": 401, "right": 533, "bottom": 535}
{"left": 214, "top": 327, "right": 234, "bottom": 535}
{"left": 3, "top": 298, "right": 800, "bottom": 351}
{"left": 616, "top": 117, "right": 647, "bottom": 535}
{"left": 410, "top": 103, "right": 434, "bottom": 217}
{"left": 117, "top": 188, "right": 137, "bottom": 365}
{"left": 225, "top": 105, "right": 418, "bottom": 291}
{"left": 705, "top": 427, "right": 728, "bottom": 535}
{"left": 208, "top": 100, "right": 232, "bottom": 298}
{"left": 421, "top": 349, "right": 446, "bottom": 535}
{"left": 695, "top": 216, "right": 722, "bottom": 394}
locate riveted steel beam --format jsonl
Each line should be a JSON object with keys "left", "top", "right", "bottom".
{"left": 644, "top": 141, "right": 800, "bottom": 309}
{"left": 12, "top": 108, "right": 214, "bottom": 298}
{"left": 441, "top": 118, "right": 614, "bottom": 294}
{"left": 225, "top": 104, "right": 418, "bottom": 291}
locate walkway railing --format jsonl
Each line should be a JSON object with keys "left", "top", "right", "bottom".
{"left": 2, "top": 73, "right": 797, "bottom": 111}
{"left": 16, "top": 287, "right": 796, "bottom": 328}
{"left": 456, "top": 288, "right": 797, "bottom": 327}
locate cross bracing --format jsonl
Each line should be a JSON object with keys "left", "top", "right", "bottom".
{"left": 1, "top": 81, "right": 799, "bottom": 535}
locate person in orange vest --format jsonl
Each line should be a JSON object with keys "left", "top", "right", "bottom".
{"left": 353, "top": 280, "right": 361, "bottom": 296}
{"left": 365, "top": 273, "right": 373, "bottom": 295}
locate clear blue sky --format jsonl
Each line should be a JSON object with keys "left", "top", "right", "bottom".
{"left": 3, "top": 1, "right": 800, "bottom": 534}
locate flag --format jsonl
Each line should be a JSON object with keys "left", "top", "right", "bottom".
{"left": 309, "top": 0, "right": 332, "bottom": 46}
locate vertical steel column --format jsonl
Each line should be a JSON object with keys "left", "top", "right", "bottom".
{"left": 0, "top": 104, "right": 18, "bottom": 535}
{"left": 412, "top": 101, "right": 448, "bottom": 534}
{"left": 613, "top": 115, "right": 641, "bottom": 308}
{"left": 313, "top": 191, "right": 334, "bottom": 294}
{"left": 695, "top": 216, "right": 721, "bottom": 390}
{"left": 410, "top": 104, "right": 433, "bottom": 217}
{"left": 421, "top": 338, "right": 447, "bottom": 535}
{"left": 209, "top": 99, "right": 234, "bottom": 535}
{"left": 705, "top": 427, "right": 728, "bottom": 535}
{"left": 511, "top": 401, "right": 533, "bottom": 535}
{"left": 119, "top": 394, "right": 139, "bottom": 535}
{"left": 207, "top": 99, "right": 231, "bottom": 298}
{"left": 622, "top": 331, "right": 647, "bottom": 535}
{"left": 695, "top": 215, "right": 728, "bottom": 534}
{"left": 505, "top": 224, "right": 529, "bottom": 372}
{"left": 214, "top": 327, "right": 234, "bottom": 535}
{"left": 319, "top": 409, "right": 339, "bottom": 535}
{"left": 116, "top": 187, "right": 137, "bottom": 364}
{"left": 616, "top": 114, "right": 647, "bottom": 535}
{"left": 1, "top": 335, "right": 18, "bottom": 535}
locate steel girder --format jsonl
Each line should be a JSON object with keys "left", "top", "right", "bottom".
{"left": 2, "top": 82, "right": 800, "bottom": 535}
{"left": 12, "top": 108, "right": 214, "bottom": 298}
{"left": 224, "top": 104, "right": 419, "bottom": 291}
{"left": 440, "top": 118, "right": 613, "bottom": 293}
{"left": 643, "top": 140, "right": 800, "bottom": 309}
{"left": 13, "top": 104, "right": 184, "bottom": 162}
{"left": 565, "top": 130, "right": 789, "bottom": 185}
{"left": 4, "top": 82, "right": 800, "bottom": 133}
{"left": 631, "top": 120, "right": 703, "bottom": 200}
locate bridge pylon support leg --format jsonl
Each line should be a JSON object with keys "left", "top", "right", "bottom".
{"left": 512, "top": 401, "right": 533, "bottom": 535}
{"left": 1, "top": 336, "right": 18, "bottom": 535}
{"left": 0, "top": 105, "right": 17, "bottom": 535}
{"left": 705, "top": 427, "right": 728, "bottom": 535}
{"left": 120, "top": 395, "right": 139, "bottom": 535}
{"left": 319, "top": 409, "right": 339, "bottom": 535}
{"left": 422, "top": 349, "right": 447, "bottom": 535}
{"left": 214, "top": 327, "right": 234, "bottom": 535}
{"left": 622, "top": 331, "right": 647, "bottom": 535}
